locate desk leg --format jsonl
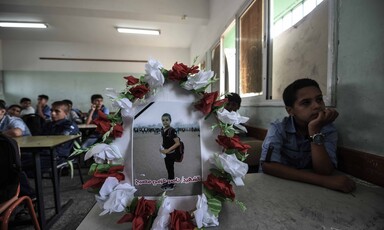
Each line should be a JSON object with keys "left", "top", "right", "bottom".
{"left": 50, "top": 149, "right": 61, "bottom": 214}
{"left": 33, "top": 152, "right": 46, "bottom": 230}
{"left": 45, "top": 150, "right": 73, "bottom": 229}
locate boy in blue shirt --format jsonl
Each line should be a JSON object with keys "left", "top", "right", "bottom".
{"left": 23, "top": 101, "right": 79, "bottom": 171}
{"left": 36, "top": 94, "right": 51, "bottom": 120}
{"left": 260, "top": 78, "right": 355, "bottom": 193}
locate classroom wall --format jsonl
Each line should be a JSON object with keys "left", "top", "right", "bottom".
{"left": 1, "top": 40, "right": 190, "bottom": 111}
{"left": 190, "top": 0, "right": 247, "bottom": 61}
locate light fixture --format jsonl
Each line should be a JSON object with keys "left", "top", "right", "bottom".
{"left": 0, "top": 22, "right": 47, "bottom": 28}
{"left": 116, "top": 27, "right": 160, "bottom": 35}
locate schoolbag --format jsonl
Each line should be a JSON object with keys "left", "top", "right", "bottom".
{"left": 175, "top": 140, "right": 184, "bottom": 163}
{"left": 166, "top": 128, "right": 184, "bottom": 163}
{"left": 0, "top": 134, "right": 21, "bottom": 203}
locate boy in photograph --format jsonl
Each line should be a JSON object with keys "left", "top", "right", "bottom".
{"left": 260, "top": 78, "right": 356, "bottom": 193}
{"left": 160, "top": 113, "right": 181, "bottom": 191}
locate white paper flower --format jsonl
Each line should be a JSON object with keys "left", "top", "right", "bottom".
{"left": 182, "top": 70, "right": 214, "bottom": 91}
{"left": 96, "top": 177, "right": 137, "bottom": 215}
{"left": 210, "top": 152, "right": 248, "bottom": 186}
{"left": 151, "top": 197, "right": 173, "bottom": 230}
{"left": 84, "top": 143, "right": 122, "bottom": 164}
{"left": 105, "top": 88, "right": 133, "bottom": 117}
{"left": 194, "top": 194, "right": 219, "bottom": 228}
{"left": 144, "top": 58, "right": 164, "bottom": 89}
{"left": 217, "top": 109, "right": 249, "bottom": 132}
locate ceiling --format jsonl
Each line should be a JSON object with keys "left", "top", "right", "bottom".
{"left": 0, "top": 0, "right": 210, "bottom": 48}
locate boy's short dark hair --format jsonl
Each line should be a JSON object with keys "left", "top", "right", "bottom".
{"left": 62, "top": 99, "right": 73, "bottom": 106}
{"left": 20, "top": 97, "right": 32, "bottom": 103}
{"left": 0, "top": 101, "right": 6, "bottom": 110}
{"left": 225, "top": 93, "right": 242, "bottom": 106}
{"left": 162, "top": 113, "right": 172, "bottom": 121}
{"left": 91, "top": 94, "right": 103, "bottom": 102}
{"left": 51, "top": 101, "right": 69, "bottom": 113}
{"left": 38, "top": 94, "right": 49, "bottom": 100}
{"left": 7, "top": 104, "right": 22, "bottom": 110}
{"left": 283, "top": 78, "right": 321, "bottom": 107}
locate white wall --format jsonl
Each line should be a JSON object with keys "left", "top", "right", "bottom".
{"left": 2, "top": 40, "right": 189, "bottom": 72}
{"left": 2, "top": 40, "right": 189, "bottom": 111}
{"left": 190, "top": 0, "right": 247, "bottom": 63}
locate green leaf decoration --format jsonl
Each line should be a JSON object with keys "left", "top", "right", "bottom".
{"left": 127, "top": 197, "right": 138, "bottom": 214}
{"left": 67, "top": 160, "right": 74, "bottom": 179}
{"left": 207, "top": 197, "right": 222, "bottom": 217}
{"left": 235, "top": 200, "right": 247, "bottom": 212}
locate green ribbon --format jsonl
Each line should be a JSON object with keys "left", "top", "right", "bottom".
{"left": 88, "top": 163, "right": 115, "bottom": 175}
{"left": 207, "top": 197, "right": 222, "bottom": 217}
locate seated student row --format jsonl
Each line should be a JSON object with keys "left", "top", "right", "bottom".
{"left": 0, "top": 100, "right": 80, "bottom": 201}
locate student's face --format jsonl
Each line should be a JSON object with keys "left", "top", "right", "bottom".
{"left": 0, "top": 109, "right": 5, "bottom": 119}
{"left": 51, "top": 106, "right": 67, "bottom": 121}
{"left": 7, "top": 107, "right": 21, "bottom": 117}
{"left": 38, "top": 97, "right": 47, "bottom": 105}
{"left": 286, "top": 86, "right": 325, "bottom": 127}
{"left": 162, "top": 116, "right": 171, "bottom": 128}
{"left": 21, "top": 101, "right": 32, "bottom": 109}
{"left": 93, "top": 98, "right": 103, "bottom": 109}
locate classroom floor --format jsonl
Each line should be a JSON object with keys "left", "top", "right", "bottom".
{"left": 10, "top": 168, "right": 95, "bottom": 230}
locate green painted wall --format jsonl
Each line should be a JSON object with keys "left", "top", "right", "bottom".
{"left": 3, "top": 71, "right": 140, "bottom": 112}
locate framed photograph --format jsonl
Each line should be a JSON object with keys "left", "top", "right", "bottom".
{"left": 133, "top": 101, "right": 202, "bottom": 197}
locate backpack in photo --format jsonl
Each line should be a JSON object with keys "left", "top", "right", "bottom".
{"left": 175, "top": 139, "right": 184, "bottom": 163}
{"left": 0, "top": 134, "right": 22, "bottom": 203}
{"left": 166, "top": 128, "right": 184, "bottom": 163}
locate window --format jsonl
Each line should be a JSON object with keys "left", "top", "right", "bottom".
{"left": 239, "top": 0, "right": 263, "bottom": 97}
{"left": 213, "top": 0, "right": 337, "bottom": 106}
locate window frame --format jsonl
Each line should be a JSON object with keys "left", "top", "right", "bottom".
{"left": 232, "top": 0, "right": 338, "bottom": 107}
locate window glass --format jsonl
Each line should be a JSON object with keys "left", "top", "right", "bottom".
{"left": 239, "top": 0, "right": 263, "bottom": 96}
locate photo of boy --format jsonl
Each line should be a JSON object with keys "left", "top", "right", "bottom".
{"left": 159, "top": 113, "right": 181, "bottom": 191}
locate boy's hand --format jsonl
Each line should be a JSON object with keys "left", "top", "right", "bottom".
{"left": 90, "top": 104, "right": 96, "bottom": 111}
{"left": 309, "top": 108, "right": 339, "bottom": 133}
{"left": 324, "top": 175, "right": 356, "bottom": 193}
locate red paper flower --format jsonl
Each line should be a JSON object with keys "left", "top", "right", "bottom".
{"left": 203, "top": 174, "right": 235, "bottom": 200}
{"left": 117, "top": 197, "right": 157, "bottom": 230}
{"left": 124, "top": 75, "right": 140, "bottom": 85}
{"left": 168, "top": 62, "right": 199, "bottom": 81}
{"left": 93, "top": 110, "right": 111, "bottom": 133}
{"left": 170, "top": 210, "right": 196, "bottom": 230}
{"left": 194, "top": 91, "right": 218, "bottom": 115}
{"left": 111, "top": 123, "right": 124, "bottom": 138}
{"left": 216, "top": 135, "right": 251, "bottom": 153}
{"left": 93, "top": 110, "right": 123, "bottom": 138}
{"left": 82, "top": 165, "right": 125, "bottom": 190}
{"left": 129, "top": 84, "right": 150, "bottom": 99}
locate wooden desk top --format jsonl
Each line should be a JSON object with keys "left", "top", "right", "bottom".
{"left": 14, "top": 135, "right": 80, "bottom": 148}
{"left": 77, "top": 173, "right": 384, "bottom": 229}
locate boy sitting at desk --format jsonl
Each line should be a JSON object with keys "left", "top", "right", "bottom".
{"left": 36, "top": 94, "right": 51, "bottom": 120}
{"left": 0, "top": 102, "right": 31, "bottom": 137}
{"left": 23, "top": 101, "right": 79, "bottom": 171}
{"left": 260, "top": 78, "right": 356, "bottom": 193}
